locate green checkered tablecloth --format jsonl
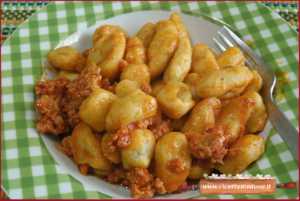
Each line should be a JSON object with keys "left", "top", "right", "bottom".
{"left": 1, "top": 1, "right": 298, "bottom": 199}
{"left": 1, "top": 1, "right": 298, "bottom": 43}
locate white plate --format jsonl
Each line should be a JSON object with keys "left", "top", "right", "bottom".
{"left": 40, "top": 10, "right": 270, "bottom": 198}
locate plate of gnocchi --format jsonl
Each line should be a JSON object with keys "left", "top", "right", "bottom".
{"left": 35, "top": 10, "right": 269, "bottom": 198}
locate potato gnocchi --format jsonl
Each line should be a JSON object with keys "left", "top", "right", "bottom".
{"left": 35, "top": 12, "right": 268, "bottom": 198}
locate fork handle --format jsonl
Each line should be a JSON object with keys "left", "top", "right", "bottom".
{"left": 268, "top": 101, "right": 298, "bottom": 160}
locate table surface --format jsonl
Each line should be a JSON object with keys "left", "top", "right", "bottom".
{"left": 0, "top": 1, "right": 298, "bottom": 199}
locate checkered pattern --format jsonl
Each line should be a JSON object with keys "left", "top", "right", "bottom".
{"left": 1, "top": 1, "right": 298, "bottom": 199}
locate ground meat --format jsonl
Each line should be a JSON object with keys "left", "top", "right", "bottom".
{"left": 36, "top": 114, "right": 67, "bottom": 135}
{"left": 61, "top": 65, "right": 102, "bottom": 128}
{"left": 125, "top": 168, "right": 168, "bottom": 198}
{"left": 147, "top": 111, "right": 171, "bottom": 140}
{"left": 186, "top": 126, "right": 228, "bottom": 163}
{"left": 36, "top": 64, "right": 102, "bottom": 134}
{"left": 135, "top": 118, "right": 153, "bottom": 129}
{"left": 131, "top": 184, "right": 154, "bottom": 199}
{"left": 105, "top": 167, "right": 167, "bottom": 198}
{"left": 127, "top": 167, "right": 153, "bottom": 186}
{"left": 108, "top": 112, "right": 171, "bottom": 152}
{"left": 153, "top": 178, "right": 167, "bottom": 195}
{"left": 150, "top": 120, "right": 170, "bottom": 140}
{"left": 109, "top": 118, "right": 153, "bottom": 149}
{"left": 35, "top": 78, "right": 69, "bottom": 135}
{"left": 111, "top": 126, "right": 132, "bottom": 148}
{"left": 126, "top": 168, "right": 154, "bottom": 198}
{"left": 167, "top": 158, "right": 186, "bottom": 173}
{"left": 35, "top": 77, "right": 69, "bottom": 96}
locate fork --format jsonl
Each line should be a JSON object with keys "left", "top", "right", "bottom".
{"left": 213, "top": 26, "right": 298, "bottom": 160}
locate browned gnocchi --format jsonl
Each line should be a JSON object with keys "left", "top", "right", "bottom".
{"left": 188, "top": 160, "right": 213, "bottom": 179}
{"left": 245, "top": 70, "right": 263, "bottom": 92}
{"left": 120, "top": 63, "right": 150, "bottom": 90}
{"left": 48, "top": 46, "right": 85, "bottom": 72}
{"left": 163, "top": 13, "right": 192, "bottom": 82}
{"left": 191, "top": 43, "right": 219, "bottom": 75}
{"left": 185, "top": 65, "right": 253, "bottom": 99}
{"left": 182, "top": 97, "right": 221, "bottom": 133}
{"left": 105, "top": 88, "right": 158, "bottom": 131}
{"left": 156, "top": 81, "right": 195, "bottom": 119}
{"left": 92, "top": 25, "right": 127, "bottom": 46}
{"left": 115, "top": 79, "right": 140, "bottom": 97}
{"left": 215, "top": 91, "right": 257, "bottom": 145}
{"left": 216, "top": 134, "right": 265, "bottom": 174}
{"left": 245, "top": 91, "right": 268, "bottom": 133}
{"left": 217, "top": 46, "right": 246, "bottom": 67}
{"left": 56, "top": 70, "right": 79, "bottom": 81}
{"left": 136, "top": 22, "right": 156, "bottom": 49}
{"left": 124, "top": 36, "right": 146, "bottom": 64}
{"left": 70, "top": 122, "right": 112, "bottom": 173}
{"left": 155, "top": 132, "right": 191, "bottom": 192}
{"left": 79, "top": 88, "right": 116, "bottom": 132}
{"left": 121, "top": 129, "right": 155, "bottom": 169}
{"left": 147, "top": 20, "right": 178, "bottom": 79}
{"left": 88, "top": 25, "right": 126, "bottom": 80}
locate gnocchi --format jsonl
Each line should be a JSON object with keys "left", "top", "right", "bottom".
{"left": 163, "top": 13, "right": 192, "bottom": 82}
{"left": 124, "top": 36, "right": 146, "bottom": 64}
{"left": 215, "top": 91, "right": 257, "bottom": 145}
{"left": 156, "top": 81, "right": 195, "bottom": 119}
{"left": 148, "top": 20, "right": 178, "bottom": 79}
{"left": 191, "top": 43, "right": 219, "bottom": 75}
{"left": 71, "top": 122, "right": 112, "bottom": 172}
{"left": 105, "top": 88, "right": 158, "bottom": 131}
{"left": 188, "top": 160, "right": 213, "bottom": 179}
{"left": 79, "top": 88, "right": 116, "bottom": 132}
{"left": 115, "top": 79, "right": 140, "bottom": 97}
{"left": 245, "top": 70, "right": 263, "bottom": 92}
{"left": 217, "top": 46, "right": 245, "bottom": 68}
{"left": 155, "top": 132, "right": 191, "bottom": 193}
{"left": 216, "top": 134, "right": 265, "bottom": 174}
{"left": 182, "top": 97, "right": 221, "bottom": 133}
{"left": 88, "top": 25, "right": 126, "bottom": 80}
{"left": 48, "top": 46, "right": 85, "bottom": 72}
{"left": 136, "top": 22, "right": 156, "bottom": 49}
{"left": 121, "top": 129, "right": 155, "bottom": 169}
{"left": 185, "top": 65, "right": 253, "bottom": 99}
{"left": 57, "top": 70, "right": 79, "bottom": 81}
{"left": 120, "top": 63, "right": 150, "bottom": 90}
{"left": 245, "top": 91, "right": 267, "bottom": 133}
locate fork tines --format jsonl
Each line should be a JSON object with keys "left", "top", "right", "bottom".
{"left": 214, "top": 26, "right": 256, "bottom": 68}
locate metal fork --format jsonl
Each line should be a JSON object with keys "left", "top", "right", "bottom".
{"left": 213, "top": 26, "right": 298, "bottom": 160}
